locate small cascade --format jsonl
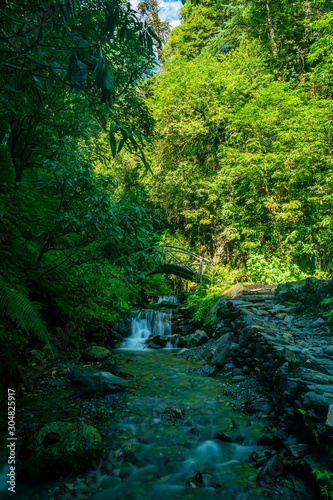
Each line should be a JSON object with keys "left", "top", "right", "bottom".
{"left": 123, "top": 296, "right": 177, "bottom": 350}
{"left": 123, "top": 309, "right": 173, "bottom": 349}
{"left": 156, "top": 296, "right": 178, "bottom": 304}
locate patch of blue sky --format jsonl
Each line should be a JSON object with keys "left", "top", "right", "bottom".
{"left": 130, "top": 0, "right": 182, "bottom": 29}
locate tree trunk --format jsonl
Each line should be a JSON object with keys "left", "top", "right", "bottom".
{"left": 266, "top": 0, "right": 278, "bottom": 57}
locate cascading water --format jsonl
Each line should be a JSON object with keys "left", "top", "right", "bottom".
{"left": 157, "top": 296, "right": 178, "bottom": 304}
{"left": 123, "top": 296, "right": 177, "bottom": 350}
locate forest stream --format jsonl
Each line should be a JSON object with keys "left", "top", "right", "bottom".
{"left": 0, "top": 297, "right": 321, "bottom": 500}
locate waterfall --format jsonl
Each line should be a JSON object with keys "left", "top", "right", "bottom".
{"left": 156, "top": 296, "right": 178, "bottom": 304}
{"left": 123, "top": 296, "right": 177, "bottom": 349}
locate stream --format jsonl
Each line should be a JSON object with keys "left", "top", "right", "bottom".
{"left": 1, "top": 297, "right": 279, "bottom": 499}
{"left": 89, "top": 349, "right": 269, "bottom": 500}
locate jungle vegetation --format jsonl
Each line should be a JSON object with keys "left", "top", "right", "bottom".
{"left": 1, "top": 0, "right": 333, "bottom": 396}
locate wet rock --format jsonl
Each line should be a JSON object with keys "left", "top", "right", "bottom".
{"left": 216, "top": 430, "right": 232, "bottom": 442}
{"left": 244, "top": 400, "right": 272, "bottom": 415}
{"left": 177, "top": 348, "right": 188, "bottom": 356}
{"left": 186, "top": 365, "right": 217, "bottom": 376}
{"left": 19, "top": 422, "right": 102, "bottom": 479}
{"left": 170, "top": 334, "right": 187, "bottom": 348}
{"left": 70, "top": 369, "right": 128, "bottom": 393}
{"left": 186, "top": 471, "right": 220, "bottom": 488}
{"left": 146, "top": 334, "right": 168, "bottom": 348}
{"left": 82, "top": 346, "right": 111, "bottom": 361}
{"left": 186, "top": 330, "right": 209, "bottom": 348}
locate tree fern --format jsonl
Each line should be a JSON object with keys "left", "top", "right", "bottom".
{"left": 0, "top": 275, "right": 51, "bottom": 348}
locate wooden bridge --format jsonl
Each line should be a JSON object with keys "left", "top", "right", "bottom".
{"left": 144, "top": 246, "right": 211, "bottom": 281}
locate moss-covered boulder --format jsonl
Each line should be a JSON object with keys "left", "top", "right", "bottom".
{"left": 19, "top": 422, "right": 103, "bottom": 480}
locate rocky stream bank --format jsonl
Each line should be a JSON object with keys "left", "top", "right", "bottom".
{"left": 0, "top": 279, "right": 332, "bottom": 499}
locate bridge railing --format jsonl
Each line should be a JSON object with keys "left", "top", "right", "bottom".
{"left": 150, "top": 245, "right": 211, "bottom": 279}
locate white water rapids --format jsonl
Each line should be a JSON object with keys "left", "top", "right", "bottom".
{"left": 123, "top": 296, "right": 178, "bottom": 349}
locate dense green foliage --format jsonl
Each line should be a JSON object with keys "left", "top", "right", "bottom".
{"left": 144, "top": 0, "right": 333, "bottom": 279}
{"left": 0, "top": 0, "right": 166, "bottom": 397}
{"left": 2, "top": 0, "right": 333, "bottom": 397}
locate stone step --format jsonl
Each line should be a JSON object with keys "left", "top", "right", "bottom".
{"left": 240, "top": 293, "right": 276, "bottom": 302}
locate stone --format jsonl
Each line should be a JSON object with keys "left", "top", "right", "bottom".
{"left": 82, "top": 346, "right": 111, "bottom": 361}
{"left": 187, "top": 365, "right": 217, "bottom": 376}
{"left": 288, "top": 444, "right": 310, "bottom": 458}
{"left": 275, "top": 280, "right": 305, "bottom": 302}
{"left": 323, "top": 346, "right": 333, "bottom": 356}
{"left": 186, "top": 330, "right": 209, "bottom": 348}
{"left": 311, "top": 318, "right": 326, "bottom": 328}
{"left": 302, "top": 391, "right": 333, "bottom": 417}
{"left": 210, "top": 334, "right": 232, "bottom": 368}
{"left": 19, "top": 422, "right": 102, "bottom": 479}
{"left": 283, "top": 315, "right": 294, "bottom": 324}
{"left": 252, "top": 308, "right": 270, "bottom": 316}
{"left": 326, "top": 404, "right": 333, "bottom": 428}
{"left": 177, "top": 348, "right": 188, "bottom": 356}
{"left": 272, "top": 304, "right": 289, "bottom": 312}
{"left": 70, "top": 369, "right": 128, "bottom": 393}
{"left": 245, "top": 400, "right": 272, "bottom": 415}
{"left": 295, "top": 367, "right": 333, "bottom": 385}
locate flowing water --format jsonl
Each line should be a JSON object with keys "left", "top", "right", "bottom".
{"left": 1, "top": 298, "right": 274, "bottom": 500}
{"left": 122, "top": 296, "right": 178, "bottom": 350}
{"left": 79, "top": 350, "right": 268, "bottom": 500}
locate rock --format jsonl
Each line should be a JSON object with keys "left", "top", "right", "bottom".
{"left": 323, "top": 346, "right": 333, "bottom": 356}
{"left": 244, "top": 400, "right": 272, "bottom": 415}
{"left": 252, "top": 309, "right": 270, "bottom": 316}
{"left": 326, "top": 404, "right": 333, "bottom": 428}
{"left": 178, "top": 306, "right": 196, "bottom": 317}
{"left": 294, "top": 367, "right": 333, "bottom": 385}
{"left": 211, "top": 334, "right": 231, "bottom": 368}
{"left": 70, "top": 369, "right": 128, "bottom": 393}
{"left": 186, "top": 365, "right": 217, "bottom": 376}
{"left": 283, "top": 315, "right": 294, "bottom": 324}
{"left": 186, "top": 330, "right": 209, "bottom": 348}
{"left": 311, "top": 318, "right": 325, "bottom": 328}
{"left": 271, "top": 304, "right": 289, "bottom": 312}
{"left": 146, "top": 334, "right": 168, "bottom": 347}
{"left": 288, "top": 444, "right": 310, "bottom": 459}
{"left": 302, "top": 391, "right": 333, "bottom": 417}
{"left": 82, "top": 346, "right": 111, "bottom": 361}
{"left": 275, "top": 281, "right": 305, "bottom": 302}
{"left": 177, "top": 348, "right": 188, "bottom": 356}
{"left": 19, "top": 422, "right": 102, "bottom": 479}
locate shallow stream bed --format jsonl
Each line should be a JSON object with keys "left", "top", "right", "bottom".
{"left": 0, "top": 349, "right": 318, "bottom": 499}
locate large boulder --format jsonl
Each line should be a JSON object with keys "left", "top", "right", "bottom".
{"left": 186, "top": 330, "right": 209, "bottom": 348}
{"left": 82, "top": 346, "right": 111, "bottom": 361}
{"left": 211, "top": 333, "right": 232, "bottom": 368}
{"left": 70, "top": 369, "right": 128, "bottom": 393}
{"left": 302, "top": 391, "right": 333, "bottom": 418}
{"left": 19, "top": 422, "right": 102, "bottom": 479}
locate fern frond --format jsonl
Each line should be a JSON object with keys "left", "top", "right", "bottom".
{"left": 0, "top": 276, "right": 51, "bottom": 348}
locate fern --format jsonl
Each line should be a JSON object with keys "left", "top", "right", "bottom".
{"left": 0, "top": 275, "right": 51, "bottom": 348}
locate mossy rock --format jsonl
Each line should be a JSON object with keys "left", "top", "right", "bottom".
{"left": 19, "top": 422, "right": 103, "bottom": 479}
{"left": 203, "top": 283, "right": 245, "bottom": 327}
